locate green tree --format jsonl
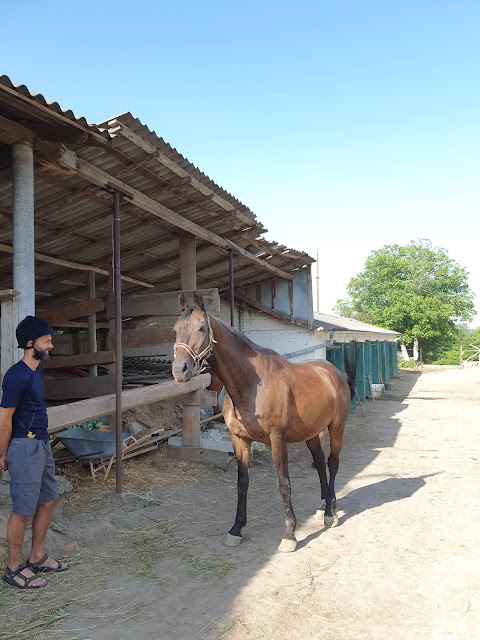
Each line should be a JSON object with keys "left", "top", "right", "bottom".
{"left": 334, "top": 240, "right": 476, "bottom": 362}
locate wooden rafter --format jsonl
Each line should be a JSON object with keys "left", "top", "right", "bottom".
{"left": 36, "top": 144, "right": 294, "bottom": 281}
{"left": 0, "top": 242, "right": 153, "bottom": 288}
{"left": 108, "top": 120, "right": 256, "bottom": 227}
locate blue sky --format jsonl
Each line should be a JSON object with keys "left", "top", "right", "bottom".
{"left": 2, "top": 1, "right": 479, "bottom": 324}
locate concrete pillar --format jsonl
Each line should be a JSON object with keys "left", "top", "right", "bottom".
{"left": 12, "top": 143, "right": 35, "bottom": 323}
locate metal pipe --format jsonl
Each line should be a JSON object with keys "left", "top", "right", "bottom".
{"left": 283, "top": 331, "right": 335, "bottom": 360}
{"left": 228, "top": 249, "right": 234, "bottom": 327}
{"left": 112, "top": 189, "right": 123, "bottom": 494}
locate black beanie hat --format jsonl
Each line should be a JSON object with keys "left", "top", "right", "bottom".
{"left": 16, "top": 316, "right": 61, "bottom": 349}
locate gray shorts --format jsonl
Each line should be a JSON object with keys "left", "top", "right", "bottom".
{"left": 6, "top": 438, "right": 59, "bottom": 517}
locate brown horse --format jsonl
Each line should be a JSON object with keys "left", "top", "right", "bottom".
{"left": 172, "top": 292, "right": 356, "bottom": 553}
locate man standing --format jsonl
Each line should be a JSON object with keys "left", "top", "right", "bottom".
{"left": 0, "top": 316, "right": 69, "bottom": 590}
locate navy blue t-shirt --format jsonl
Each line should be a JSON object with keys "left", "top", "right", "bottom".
{"left": 0, "top": 361, "right": 49, "bottom": 440}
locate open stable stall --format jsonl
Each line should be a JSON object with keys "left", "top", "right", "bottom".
{"left": 0, "top": 76, "right": 318, "bottom": 490}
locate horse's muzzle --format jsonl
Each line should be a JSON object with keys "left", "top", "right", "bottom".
{"left": 172, "top": 360, "right": 192, "bottom": 382}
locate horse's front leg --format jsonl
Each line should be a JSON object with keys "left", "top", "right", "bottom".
{"left": 270, "top": 432, "right": 297, "bottom": 553}
{"left": 224, "top": 433, "right": 251, "bottom": 548}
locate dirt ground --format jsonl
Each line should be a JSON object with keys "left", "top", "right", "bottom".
{"left": 1, "top": 366, "right": 479, "bottom": 640}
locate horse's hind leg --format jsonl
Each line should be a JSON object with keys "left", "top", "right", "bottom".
{"left": 224, "top": 434, "right": 251, "bottom": 548}
{"left": 270, "top": 432, "right": 297, "bottom": 553}
{"left": 324, "top": 421, "right": 345, "bottom": 528}
{"left": 306, "top": 433, "right": 328, "bottom": 516}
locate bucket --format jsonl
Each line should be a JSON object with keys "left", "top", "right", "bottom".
{"left": 370, "top": 383, "right": 384, "bottom": 398}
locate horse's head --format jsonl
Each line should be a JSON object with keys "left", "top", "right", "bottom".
{"left": 172, "top": 291, "right": 214, "bottom": 382}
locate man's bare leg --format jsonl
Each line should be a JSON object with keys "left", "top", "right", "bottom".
{"left": 6, "top": 513, "right": 46, "bottom": 587}
{"left": 28, "top": 499, "right": 68, "bottom": 570}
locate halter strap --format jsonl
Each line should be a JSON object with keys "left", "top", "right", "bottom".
{"left": 173, "top": 312, "right": 217, "bottom": 375}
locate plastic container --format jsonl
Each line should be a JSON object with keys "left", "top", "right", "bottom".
{"left": 370, "top": 383, "right": 384, "bottom": 398}
{"left": 56, "top": 428, "right": 130, "bottom": 458}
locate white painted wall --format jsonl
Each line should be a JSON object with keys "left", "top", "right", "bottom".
{"left": 219, "top": 302, "right": 326, "bottom": 363}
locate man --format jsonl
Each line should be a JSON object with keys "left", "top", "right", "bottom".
{"left": 0, "top": 315, "right": 69, "bottom": 590}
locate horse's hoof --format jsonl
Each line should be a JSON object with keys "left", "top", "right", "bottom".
{"left": 224, "top": 533, "right": 242, "bottom": 547}
{"left": 278, "top": 538, "right": 297, "bottom": 553}
{"left": 324, "top": 513, "right": 339, "bottom": 528}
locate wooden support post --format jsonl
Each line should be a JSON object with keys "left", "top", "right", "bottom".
{"left": 179, "top": 231, "right": 197, "bottom": 291}
{"left": 0, "top": 289, "right": 19, "bottom": 382}
{"left": 178, "top": 231, "right": 201, "bottom": 449}
{"left": 88, "top": 271, "right": 98, "bottom": 376}
{"left": 181, "top": 403, "right": 201, "bottom": 448}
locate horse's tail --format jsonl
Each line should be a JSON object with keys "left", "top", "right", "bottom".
{"left": 343, "top": 343, "right": 357, "bottom": 401}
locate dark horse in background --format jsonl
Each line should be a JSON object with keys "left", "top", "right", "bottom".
{"left": 172, "top": 292, "right": 356, "bottom": 552}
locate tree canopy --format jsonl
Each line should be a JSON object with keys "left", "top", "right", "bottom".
{"left": 334, "top": 240, "right": 476, "bottom": 360}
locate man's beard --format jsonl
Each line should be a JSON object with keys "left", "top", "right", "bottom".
{"left": 33, "top": 347, "right": 50, "bottom": 361}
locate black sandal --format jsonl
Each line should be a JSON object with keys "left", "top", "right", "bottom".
{"left": 2, "top": 565, "right": 48, "bottom": 590}
{"left": 26, "top": 553, "right": 69, "bottom": 574}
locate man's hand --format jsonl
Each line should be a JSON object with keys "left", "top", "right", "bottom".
{"left": 0, "top": 407, "right": 15, "bottom": 471}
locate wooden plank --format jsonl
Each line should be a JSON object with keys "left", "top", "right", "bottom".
{"left": 44, "top": 375, "right": 116, "bottom": 400}
{"left": 35, "top": 320, "right": 110, "bottom": 329}
{"left": 0, "top": 114, "right": 36, "bottom": 146}
{"left": 0, "top": 243, "right": 154, "bottom": 289}
{"left": 42, "top": 351, "right": 115, "bottom": 370}
{"left": 121, "top": 327, "right": 174, "bottom": 349}
{"left": 42, "top": 298, "right": 105, "bottom": 325}
{"left": 106, "top": 289, "right": 221, "bottom": 320}
{"left": 46, "top": 373, "right": 211, "bottom": 433}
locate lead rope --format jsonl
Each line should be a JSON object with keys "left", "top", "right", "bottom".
{"left": 173, "top": 313, "right": 217, "bottom": 375}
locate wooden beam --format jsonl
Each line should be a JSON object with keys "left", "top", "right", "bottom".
{"left": 42, "top": 351, "right": 115, "bottom": 370}
{"left": 35, "top": 320, "right": 110, "bottom": 329}
{"left": 121, "top": 327, "right": 174, "bottom": 349}
{"left": 36, "top": 145, "right": 294, "bottom": 281}
{"left": 42, "top": 298, "right": 105, "bottom": 325}
{"left": 106, "top": 289, "right": 220, "bottom": 320}
{"left": 0, "top": 114, "right": 36, "bottom": 146}
{"left": 234, "top": 292, "right": 308, "bottom": 328}
{"left": 0, "top": 242, "right": 154, "bottom": 289}
{"left": 46, "top": 373, "right": 211, "bottom": 433}
{"left": 109, "top": 120, "right": 255, "bottom": 227}
{"left": 88, "top": 271, "right": 98, "bottom": 376}
{"left": 44, "top": 375, "right": 116, "bottom": 400}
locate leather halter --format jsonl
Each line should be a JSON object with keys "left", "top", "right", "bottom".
{"left": 173, "top": 312, "right": 217, "bottom": 375}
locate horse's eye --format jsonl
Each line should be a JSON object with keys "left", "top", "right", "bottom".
{"left": 199, "top": 325, "right": 206, "bottom": 333}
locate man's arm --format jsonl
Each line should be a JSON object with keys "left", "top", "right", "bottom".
{"left": 0, "top": 407, "right": 15, "bottom": 471}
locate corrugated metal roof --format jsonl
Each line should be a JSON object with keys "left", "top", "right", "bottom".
{"left": 0, "top": 75, "right": 106, "bottom": 136}
{"left": 314, "top": 312, "right": 400, "bottom": 335}
{"left": 0, "top": 76, "right": 314, "bottom": 315}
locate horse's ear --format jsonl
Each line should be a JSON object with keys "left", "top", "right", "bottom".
{"left": 193, "top": 291, "right": 205, "bottom": 311}
{"left": 178, "top": 292, "right": 188, "bottom": 312}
